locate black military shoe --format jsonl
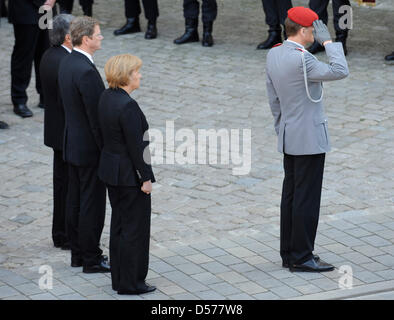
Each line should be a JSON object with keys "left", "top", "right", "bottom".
{"left": 14, "top": 104, "right": 33, "bottom": 118}
{"left": 282, "top": 255, "right": 320, "bottom": 268}
{"left": 202, "top": 21, "right": 214, "bottom": 47}
{"left": 118, "top": 283, "right": 156, "bottom": 295}
{"left": 83, "top": 255, "right": 110, "bottom": 273}
{"left": 71, "top": 256, "right": 82, "bottom": 268}
{"left": 0, "top": 121, "right": 9, "bottom": 129}
{"left": 290, "top": 257, "right": 334, "bottom": 272}
{"left": 174, "top": 18, "right": 199, "bottom": 45}
{"left": 384, "top": 51, "right": 394, "bottom": 64}
{"left": 257, "top": 29, "right": 282, "bottom": 50}
{"left": 114, "top": 17, "right": 141, "bottom": 36}
{"left": 145, "top": 21, "right": 157, "bottom": 39}
{"left": 307, "top": 40, "right": 325, "bottom": 54}
{"left": 335, "top": 31, "right": 348, "bottom": 56}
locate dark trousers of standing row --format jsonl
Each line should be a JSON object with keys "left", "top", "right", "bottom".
{"left": 184, "top": 0, "right": 217, "bottom": 23}
{"left": 124, "top": 0, "right": 159, "bottom": 21}
{"left": 280, "top": 153, "right": 325, "bottom": 265}
{"left": 52, "top": 150, "right": 69, "bottom": 246}
{"left": 66, "top": 164, "right": 106, "bottom": 266}
{"left": 11, "top": 24, "right": 49, "bottom": 106}
{"left": 57, "top": 0, "right": 94, "bottom": 12}
{"left": 108, "top": 186, "right": 151, "bottom": 292}
{"left": 262, "top": 0, "right": 292, "bottom": 29}
{"left": 309, "top": 0, "right": 351, "bottom": 32}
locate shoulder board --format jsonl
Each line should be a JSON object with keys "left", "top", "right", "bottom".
{"left": 296, "top": 48, "right": 305, "bottom": 52}
{"left": 272, "top": 43, "right": 282, "bottom": 48}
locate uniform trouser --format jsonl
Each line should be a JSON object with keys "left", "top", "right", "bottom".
{"left": 262, "top": 0, "right": 292, "bottom": 29}
{"left": 309, "top": 0, "right": 351, "bottom": 32}
{"left": 57, "top": 0, "right": 94, "bottom": 13}
{"left": 280, "top": 153, "right": 325, "bottom": 265}
{"left": 124, "top": 0, "right": 159, "bottom": 21}
{"left": 52, "top": 150, "right": 69, "bottom": 246}
{"left": 66, "top": 164, "right": 106, "bottom": 266}
{"left": 11, "top": 24, "right": 49, "bottom": 106}
{"left": 107, "top": 185, "right": 151, "bottom": 292}
{"left": 183, "top": 0, "right": 217, "bottom": 23}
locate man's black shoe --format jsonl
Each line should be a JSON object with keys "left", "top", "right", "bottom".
{"left": 307, "top": 41, "right": 325, "bottom": 54}
{"left": 0, "top": 121, "right": 9, "bottom": 129}
{"left": 13, "top": 104, "right": 33, "bottom": 118}
{"left": 145, "top": 21, "right": 157, "bottom": 39}
{"left": 71, "top": 257, "right": 83, "bottom": 268}
{"left": 385, "top": 51, "right": 394, "bottom": 64}
{"left": 114, "top": 17, "right": 141, "bottom": 36}
{"left": 289, "top": 257, "right": 334, "bottom": 272}
{"left": 257, "top": 29, "right": 282, "bottom": 50}
{"left": 118, "top": 283, "right": 156, "bottom": 295}
{"left": 202, "top": 21, "right": 214, "bottom": 47}
{"left": 282, "top": 255, "right": 320, "bottom": 268}
{"left": 83, "top": 256, "right": 110, "bottom": 273}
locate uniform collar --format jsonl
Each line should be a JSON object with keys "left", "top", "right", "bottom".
{"left": 284, "top": 40, "right": 305, "bottom": 50}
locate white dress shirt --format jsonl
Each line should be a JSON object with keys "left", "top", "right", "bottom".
{"left": 73, "top": 47, "right": 94, "bottom": 64}
{"left": 61, "top": 45, "right": 72, "bottom": 54}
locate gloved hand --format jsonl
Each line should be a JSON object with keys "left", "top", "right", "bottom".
{"left": 312, "top": 20, "right": 331, "bottom": 46}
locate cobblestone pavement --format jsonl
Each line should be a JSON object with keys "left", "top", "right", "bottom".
{"left": 0, "top": 0, "right": 393, "bottom": 300}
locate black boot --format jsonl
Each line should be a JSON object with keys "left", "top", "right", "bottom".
{"left": 307, "top": 40, "right": 325, "bottom": 54}
{"left": 202, "top": 21, "right": 214, "bottom": 47}
{"left": 82, "top": 4, "right": 92, "bottom": 17}
{"left": 257, "top": 27, "right": 282, "bottom": 50}
{"left": 174, "top": 18, "right": 199, "bottom": 45}
{"left": 335, "top": 31, "right": 348, "bottom": 56}
{"left": 114, "top": 17, "right": 141, "bottom": 36}
{"left": 145, "top": 20, "right": 157, "bottom": 39}
{"left": 385, "top": 51, "right": 394, "bottom": 64}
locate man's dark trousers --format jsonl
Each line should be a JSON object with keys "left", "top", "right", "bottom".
{"left": 11, "top": 24, "right": 49, "bottom": 105}
{"left": 309, "top": 0, "right": 351, "bottom": 32}
{"left": 124, "top": 0, "right": 159, "bottom": 21}
{"left": 280, "top": 153, "right": 325, "bottom": 265}
{"left": 183, "top": 0, "right": 217, "bottom": 22}
{"left": 261, "top": 0, "right": 292, "bottom": 30}
{"left": 52, "top": 150, "right": 69, "bottom": 246}
{"left": 67, "top": 164, "right": 106, "bottom": 266}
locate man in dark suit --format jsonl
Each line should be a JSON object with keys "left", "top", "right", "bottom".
{"left": 113, "top": 0, "right": 159, "bottom": 39}
{"left": 8, "top": 0, "right": 56, "bottom": 118}
{"left": 40, "top": 14, "right": 74, "bottom": 250}
{"left": 58, "top": 16, "right": 109, "bottom": 273}
{"left": 257, "top": 0, "right": 292, "bottom": 50}
{"left": 308, "top": 0, "right": 351, "bottom": 55}
{"left": 57, "top": 0, "right": 93, "bottom": 16}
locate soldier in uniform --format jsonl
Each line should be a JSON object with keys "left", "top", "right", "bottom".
{"left": 266, "top": 7, "right": 349, "bottom": 272}
{"left": 57, "top": 0, "right": 93, "bottom": 17}
{"left": 113, "top": 0, "right": 159, "bottom": 40}
{"left": 257, "top": 0, "right": 292, "bottom": 50}
{"left": 174, "top": 0, "right": 217, "bottom": 47}
{"left": 308, "top": 0, "right": 351, "bottom": 55}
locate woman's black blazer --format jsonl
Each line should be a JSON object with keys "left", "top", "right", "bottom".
{"left": 98, "top": 88, "right": 155, "bottom": 186}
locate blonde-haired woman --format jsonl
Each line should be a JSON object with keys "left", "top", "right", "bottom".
{"left": 98, "top": 54, "right": 156, "bottom": 295}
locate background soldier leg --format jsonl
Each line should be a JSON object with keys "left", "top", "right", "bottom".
{"left": 308, "top": 0, "right": 329, "bottom": 53}
{"left": 114, "top": 0, "right": 142, "bottom": 36}
{"left": 201, "top": 0, "right": 217, "bottom": 47}
{"left": 141, "top": 0, "right": 159, "bottom": 39}
{"left": 174, "top": 0, "right": 200, "bottom": 45}
{"left": 333, "top": 0, "right": 351, "bottom": 55}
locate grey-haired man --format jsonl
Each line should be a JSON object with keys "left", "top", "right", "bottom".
{"left": 40, "top": 14, "right": 74, "bottom": 250}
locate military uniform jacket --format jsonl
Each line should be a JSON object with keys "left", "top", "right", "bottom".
{"left": 266, "top": 40, "right": 349, "bottom": 155}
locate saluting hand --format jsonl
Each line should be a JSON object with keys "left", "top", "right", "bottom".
{"left": 313, "top": 20, "right": 332, "bottom": 46}
{"left": 141, "top": 180, "right": 152, "bottom": 195}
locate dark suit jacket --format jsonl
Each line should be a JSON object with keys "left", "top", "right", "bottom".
{"left": 40, "top": 46, "right": 70, "bottom": 151}
{"left": 58, "top": 50, "right": 105, "bottom": 167}
{"left": 98, "top": 88, "right": 155, "bottom": 186}
{"left": 8, "top": 0, "right": 46, "bottom": 24}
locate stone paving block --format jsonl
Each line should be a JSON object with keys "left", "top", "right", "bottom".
{"left": 361, "top": 235, "right": 392, "bottom": 247}
{"left": 344, "top": 228, "right": 372, "bottom": 238}
{"left": 253, "top": 291, "right": 281, "bottom": 300}
{"left": 184, "top": 253, "right": 214, "bottom": 264}
{"left": 72, "top": 283, "right": 102, "bottom": 296}
{"left": 208, "top": 282, "right": 241, "bottom": 296}
{"left": 194, "top": 290, "right": 226, "bottom": 300}
{"left": 340, "top": 252, "right": 374, "bottom": 265}
{"left": 29, "top": 292, "right": 58, "bottom": 300}
{"left": 233, "top": 281, "right": 267, "bottom": 295}
{"left": 372, "top": 254, "right": 394, "bottom": 267}
{"left": 375, "top": 270, "right": 394, "bottom": 281}
{"left": 14, "top": 282, "right": 43, "bottom": 296}
{"left": 230, "top": 262, "right": 256, "bottom": 273}
{"left": 353, "top": 245, "right": 386, "bottom": 257}
{"left": 191, "top": 272, "right": 223, "bottom": 285}
{"left": 3, "top": 294, "right": 30, "bottom": 300}
{"left": 309, "top": 278, "right": 339, "bottom": 291}
{"left": 171, "top": 292, "right": 199, "bottom": 300}
{"left": 215, "top": 254, "right": 243, "bottom": 266}
{"left": 270, "top": 285, "right": 303, "bottom": 299}
{"left": 227, "top": 292, "right": 255, "bottom": 300}
{"left": 200, "top": 261, "right": 231, "bottom": 274}
{"left": 353, "top": 271, "right": 385, "bottom": 284}
{"left": 0, "top": 285, "right": 21, "bottom": 299}
{"left": 174, "top": 262, "right": 205, "bottom": 275}
{"left": 216, "top": 271, "right": 249, "bottom": 284}
{"left": 324, "top": 243, "right": 353, "bottom": 254}
{"left": 201, "top": 247, "right": 228, "bottom": 258}
{"left": 159, "top": 285, "right": 186, "bottom": 295}
{"left": 149, "top": 261, "right": 176, "bottom": 273}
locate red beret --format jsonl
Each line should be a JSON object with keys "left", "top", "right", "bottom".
{"left": 287, "top": 7, "right": 319, "bottom": 27}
